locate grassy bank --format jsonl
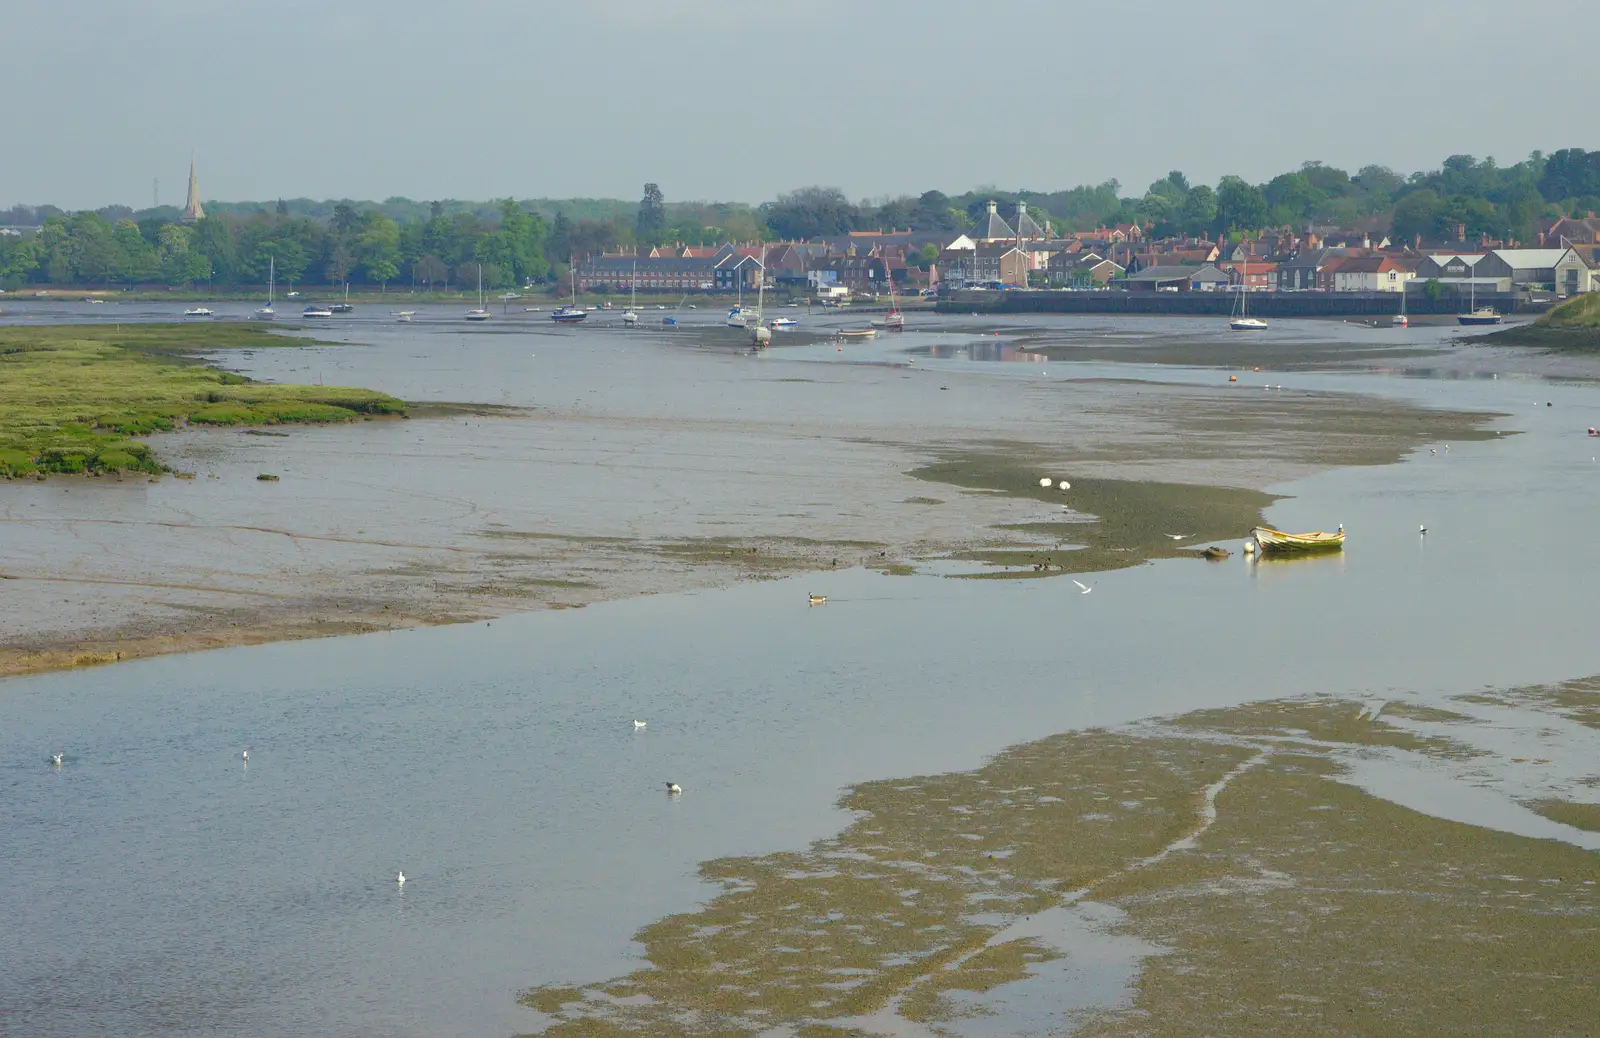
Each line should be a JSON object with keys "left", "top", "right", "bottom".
{"left": 0, "top": 324, "right": 404, "bottom": 477}
{"left": 1480, "top": 293, "right": 1600, "bottom": 351}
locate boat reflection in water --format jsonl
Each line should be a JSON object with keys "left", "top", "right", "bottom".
{"left": 925, "top": 342, "right": 1048, "bottom": 364}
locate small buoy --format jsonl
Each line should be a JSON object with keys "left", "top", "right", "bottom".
{"left": 1039, "top": 477, "right": 1053, "bottom": 487}
{"left": 1058, "top": 480, "right": 1070, "bottom": 490}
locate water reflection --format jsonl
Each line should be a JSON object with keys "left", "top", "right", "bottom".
{"left": 924, "top": 342, "right": 1048, "bottom": 364}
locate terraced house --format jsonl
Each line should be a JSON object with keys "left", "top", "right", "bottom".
{"left": 578, "top": 246, "right": 762, "bottom": 293}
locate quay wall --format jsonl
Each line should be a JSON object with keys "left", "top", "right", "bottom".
{"left": 937, "top": 290, "right": 1539, "bottom": 317}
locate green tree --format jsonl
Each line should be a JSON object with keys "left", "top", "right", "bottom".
{"left": 909, "top": 190, "right": 960, "bottom": 233}
{"left": 357, "top": 214, "right": 402, "bottom": 290}
{"left": 64, "top": 212, "right": 117, "bottom": 285}
{"left": 761, "top": 186, "right": 859, "bottom": 240}
{"left": 1178, "top": 186, "right": 1217, "bottom": 236}
{"left": 1391, "top": 189, "right": 1441, "bottom": 242}
{"left": 113, "top": 220, "right": 158, "bottom": 282}
{"left": 636, "top": 183, "right": 666, "bottom": 246}
{"left": 0, "top": 235, "right": 40, "bottom": 288}
{"left": 1213, "top": 176, "right": 1268, "bottom": 234}
{"left": 1263, "top": 172, "right": 1324, "bottom": 221}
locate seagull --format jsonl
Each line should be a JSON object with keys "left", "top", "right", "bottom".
{"left": 633, "top": 719, "right": 647, "bottom": 729}
{"left": 1058, "top": 480, "right": 1070, "bottom": 490}
{"left": 1072, "top": 580, "right": 1092, "bottom": 595}
{"left": 1039, "top": 477, "right": 1053, "bottom": 487}
{"left": 50, "top": 752, "right": 63, "bottom": 766}
{"left": 396, "top": 872, "right": 406, "bottom": 885}
{"left": 1165, "top": 533, "right": 1188, "bottom": 541}
{"left": 242, "top": 749, "right": 249, "bottom": 762}
{"left": 1419, "top": 524, "right": 1428, "bottom": 534}
{"left": 1429, "top": 448, "right": 1436, "bottom": 454}
{"left": 665, "top": 782, "right": 683, "bottom": 795}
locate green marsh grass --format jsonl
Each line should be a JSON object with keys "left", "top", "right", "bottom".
{"left": 0, "top": 323, "right": 404, "bottom": 476}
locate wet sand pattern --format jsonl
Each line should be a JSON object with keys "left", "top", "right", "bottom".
{"left": 520, "top": 690, "right": 1600, "bottom": 1037}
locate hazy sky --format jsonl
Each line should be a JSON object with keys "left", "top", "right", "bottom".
{"left": 6, "top": 0, "right": 1598, "bottom": 209}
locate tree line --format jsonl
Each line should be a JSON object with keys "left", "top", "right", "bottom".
{"left": 5, "top": 148, "right": 1599, "bottom": 291}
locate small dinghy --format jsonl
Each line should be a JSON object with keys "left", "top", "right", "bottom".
{"left": 1251, "top": 525, "right": 1345, "bottom": 554}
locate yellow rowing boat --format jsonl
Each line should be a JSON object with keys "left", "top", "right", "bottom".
{"left": 1251, "top": 525, "right": 1344, "bottom": 553}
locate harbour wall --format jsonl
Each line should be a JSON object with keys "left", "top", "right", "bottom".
{"left": 937, "top": 290, "right": 1537, "bottom": 317}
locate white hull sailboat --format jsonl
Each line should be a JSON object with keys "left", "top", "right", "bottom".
{"left": 552, "top": 259, "right": 587, "bottom": 323}
{"left": 1392, "top": 284, "right": 1409, "bottom": 327}
{"left": 465, "top": 264, "right": 491, "bottom": 321}
{"left": 727, "top": 275, "right": 756, "bottom": 327}
{"left": 1230, "top": 254, "right": 1267, "bottom": 330}
{"left": 623, "top": 262, "right": 639, "bottom": 325}
{"left": 750, "top": 246, "right": 771, "bottom": 347}
{"left": 255, "top": 257, "right": 276, "bottom": 319}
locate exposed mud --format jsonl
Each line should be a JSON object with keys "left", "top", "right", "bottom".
{"left": 518, "top": 690, "right": 1600, "bottom": 1037}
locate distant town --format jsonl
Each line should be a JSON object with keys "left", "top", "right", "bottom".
{"left": 3, "top": 149, "right": 1598, "bottom": 305}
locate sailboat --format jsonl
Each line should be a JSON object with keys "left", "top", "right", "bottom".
{"left": 465, "top": 265, "right": 491, "bottom": 321}
{"left": 1392, "top": 282, "right": 1409, "bottom": 327}
{"left": 727, "top": 270, "right": 756, "bottom": 327}
{"left": 873, "top": 268, "right": 905, "bottom": 330}
{"left": 662, "top": 293, "right": 685, "bottom": 327}
{"left": 255, "top": 257, "right": 276, "bottom": 319}
{"left": 551, "top": 260, "right": 587, "bottom": 323}
{"left": 1229, "top": 253, "right": 1268, "bottom": 330}
{"left": 750, "top": 246, "right": 771, "bottom": 347}
{"left": 330, "top": 282, "right": 354, "bottom": 313}
{"left": 623, "top": 262, "right": 639, "bottom": 326}
{"left": 1456, "top": 267, "right": 1502, "bottom": 325}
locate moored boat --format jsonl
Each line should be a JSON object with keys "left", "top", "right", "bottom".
{"left": 769, "top": 316, "right": 797, "bottom": 329}
{"left": 1456, "top": 306, "right": 1502, "bottom": 326}
{"left": 1229, "top": 254, "right": 1267, "bottom": 330}
{"left": 1251, "top": 525, "right": 1345, "bottom": 553}
{"left": 465, "top": 264, "right": 491, "bottom": 321}
{"left": 183, "top": 307, "right": 215, "bottom": 317}
{"left": 838, "top": 328, "right": 877, "bottom": 340}
{"left": 550, "top": 305, "right": 587, "bottom": 323}
{"left": 301, "top": 305, "right": 334, "bottom": 318}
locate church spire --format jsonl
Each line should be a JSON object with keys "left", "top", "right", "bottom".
{"left": 180, "top": 157, "right": 205, "bottom": 223}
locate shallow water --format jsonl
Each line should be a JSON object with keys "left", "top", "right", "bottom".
{"left": 3, "top": 309, "right": 1599, "bottom": 1036}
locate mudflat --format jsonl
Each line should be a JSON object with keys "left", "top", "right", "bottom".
{"left": 0, "top": 321, "right": 1495, "bottom": 678}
